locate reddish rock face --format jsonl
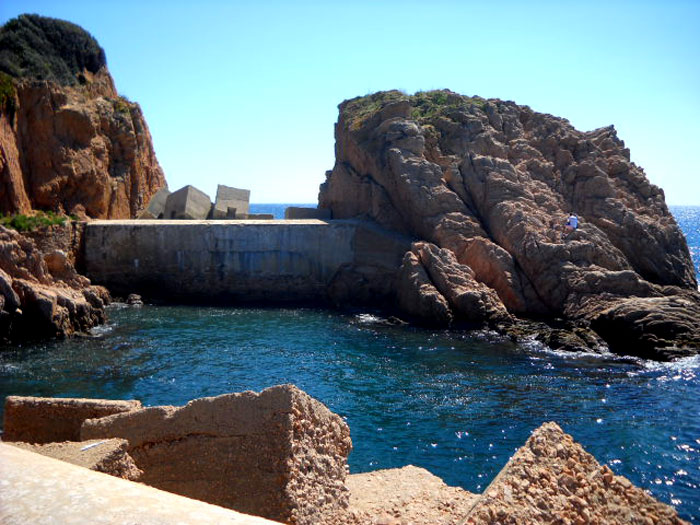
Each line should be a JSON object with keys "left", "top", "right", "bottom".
{"left": 0, "top": 225, "right": 111, "bottom": 341}
{"left": 0, "top": 68, "right": 166, "bottom": 219}
{"left": 320, "top": 90, "right": 700, "bottom": 359}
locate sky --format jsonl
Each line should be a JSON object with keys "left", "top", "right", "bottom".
{"left": 1, "top": 1, "right": 699, "bottom": 204}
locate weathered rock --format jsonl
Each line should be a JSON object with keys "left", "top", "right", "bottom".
{"left": 397, "top": 241, "right": 512, "bottom": 327}
{"left": 0, "top": 225, "right": 110, "bottom": 340}
{"left": 0, "top": 15, "right": 166, "bottom": 219}
{"left": 9, "top": 439, "right": 142, "bottom": 481}
{"left": 319, "top": 90, "right": 699, "bottom": 358}
{"left": 3, "top": 395, "right": 141, "bottom": 443}
{"left": 81, "top": 385, "right": 352, "bottom": 525}
{"left": 464, "top": 422, "right": 688, "bottom": 524}
{"left": 126, "top": 293, "right": 143, "bottom": 305}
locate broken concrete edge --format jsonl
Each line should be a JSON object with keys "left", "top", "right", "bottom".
{"left": 78, "top": 384, "right": 352, "bottom": 524}
{"left": 0, "top": 443, "right": 281, "bottom": 525}
{"left": 8, "top": 437, "right": 142, "bottom": 481}
{"left": 2, "top": 395, "right": 142, "bottom": 443}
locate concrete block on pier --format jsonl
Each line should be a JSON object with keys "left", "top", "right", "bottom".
{"left": 163, "top": 185, "right": 212, "bottom": 220}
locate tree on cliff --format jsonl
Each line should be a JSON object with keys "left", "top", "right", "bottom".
{"left": 0, "top": 14, "right": 106, "bottom": 85}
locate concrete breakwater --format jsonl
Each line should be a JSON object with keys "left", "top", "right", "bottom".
{"left": 84, "top": 219, "right": 410, "bottom": 303}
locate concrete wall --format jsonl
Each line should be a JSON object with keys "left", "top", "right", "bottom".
{"left": 84, "top": 219, "right": 409, "bottom": 303}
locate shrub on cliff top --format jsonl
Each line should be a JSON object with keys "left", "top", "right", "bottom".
{"left": 0, "top": 72, "right": 17, "bottom": 124}
{"left": 0, "top": 14, "right": 106, "bottom": 85}
{"left": 0, "top": 211, "right": 67, "bottom": 232}
{"left": 341, "top": 89, "right": 489, "bottom": 130}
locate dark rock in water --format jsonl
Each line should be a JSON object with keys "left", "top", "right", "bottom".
{"left": 126, "top": 293, "right": 143, "bottom": 306}
{"left": 319, "top": 90, "right": 699, "bottom": 359}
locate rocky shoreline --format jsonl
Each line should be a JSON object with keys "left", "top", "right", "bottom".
{"left": 1, "top": 386, "right": 689, "bottom": 524}
{"left": 319, "top": 90, "right": 700, "bottom": 360}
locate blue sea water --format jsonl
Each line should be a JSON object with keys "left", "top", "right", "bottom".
{"left": 0, "top": 205, "right": 698, "bottom": 521}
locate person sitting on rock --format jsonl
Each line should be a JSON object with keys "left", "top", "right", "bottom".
{"left": 565, "top": 213, "right": 579, "bottom": 234}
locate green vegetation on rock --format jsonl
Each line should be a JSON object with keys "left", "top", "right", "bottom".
{"left": 0, "top": 14, "right": 106, "bottom": 85}
{"left": 341, "top": 89, "right": 489, "bottom": 131}
{"left": 0, "top": 71, "right": 17, "bottom": 123}
{"left": 0, "top": 211, "right": 68, "bottom": 232}
{"left": 342, "top": 90, "right": 408, "bottom": 130}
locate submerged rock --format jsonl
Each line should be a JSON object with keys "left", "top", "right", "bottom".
{"left": 319, "top": 90, "right": 700, "bottom": 359}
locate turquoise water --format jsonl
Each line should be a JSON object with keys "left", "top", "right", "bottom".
{"left": 0, "top": 205, "right": 698, "bottom": 521}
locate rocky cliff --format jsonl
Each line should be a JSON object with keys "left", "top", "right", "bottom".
{"left": 0, "top": 14, "right": 166, "bottom": 341}
{"left": 0, "top": 14, "right": 166, "bottom": 219}
{"left": 319, "top": 90, "right": 700, "bottom": 360}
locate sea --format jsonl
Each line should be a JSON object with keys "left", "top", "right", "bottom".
{"left": 1, "top": 204, "right": 699, "bottom": 522}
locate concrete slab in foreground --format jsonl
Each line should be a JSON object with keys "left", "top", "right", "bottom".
{"left": 0, "top": 443, "right": 280, "bottom": 525}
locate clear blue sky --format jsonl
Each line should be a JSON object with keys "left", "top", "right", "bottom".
{"left": 2, "top": 1, "right": 699, "bottom": 204}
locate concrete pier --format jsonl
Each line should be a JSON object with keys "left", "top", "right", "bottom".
{"left": 0, "top": 443, "right": 280, "bottom": 524}
{"left": 84, "top": 219, "right": 410, "bottom": 303}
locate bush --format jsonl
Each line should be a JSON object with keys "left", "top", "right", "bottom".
{"left": 0, "top": 211, "right": 68, "bottom": 232}
{"left": 0, "top": 14, "right": 106, "bottom": 85}
{"left": 0, "top": 71, "right": 16, "bottom": 123}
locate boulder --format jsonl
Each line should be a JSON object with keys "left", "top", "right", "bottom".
{"left": 81, "top": 385, "right": 352, "bottom": 525}
{"left": 3, "top": 396, "right": 141, "bottom": 443}
{"left": 319, "top": 90, "right": 700, "bottom": 358}
{"left": 9, "top": 439, "right": 142, "bottom": 481}
{"left": 464, "top": 422, "right": 688, "bottom": 524}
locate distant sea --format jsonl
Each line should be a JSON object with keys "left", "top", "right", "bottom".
{"left": 0, "top": 205, "right": 698, "bottom": 521}
{"left": 249, "top": 203, "right": 315, "bottom": 219}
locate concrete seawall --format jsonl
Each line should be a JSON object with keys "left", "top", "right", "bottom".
{"left": 84, "top": 219, "right": 410, "bottom": 304}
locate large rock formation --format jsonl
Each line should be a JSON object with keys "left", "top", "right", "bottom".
{"left": 319, "top": 90, "right": 700, "bottom": 359}
{"left": 0, "top": 224, "right": 111, "bottom": 341}
{"left": 0, "top": 14, "right": 166, "bottom": 219}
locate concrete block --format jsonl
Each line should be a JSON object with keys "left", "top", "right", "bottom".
{"left": 0, "top": 443, "right": 279, "bottom": 525}
{"left": 163, "top": 185, "right": 212, "bottom": 220}
{"left": 247, "top": 214, "right": 274, "bottom": 220}
{"left": 3, "top": 396, "right": 142, "bottom": 444}
{"left": 214, "top": 184, "right": 250, "bottom": 219}
{"left": 81, "top": 385, "right": 352, "bottom": 525}
{"left": 284, "top": 207, "right": 332, "bottom": 220}
{"left": 10, "top": 438, "right": 142, "bottom": 481}
{"left": 143, "top": 187, "right": 170, "bottom": 219}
